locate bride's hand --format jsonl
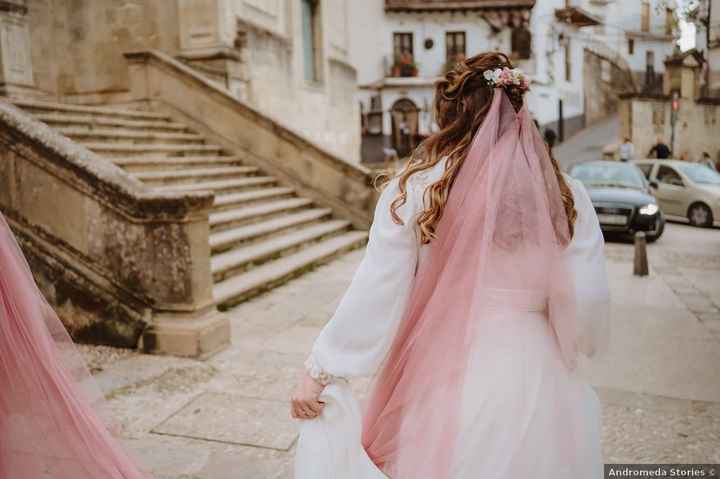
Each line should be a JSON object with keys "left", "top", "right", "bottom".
{"left": 290, "top": 372, "right": 326, "bottom": 420}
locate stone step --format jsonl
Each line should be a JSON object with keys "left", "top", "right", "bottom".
{"left": 213, "top": 231, "right": 368, "bottom": 308}
{"left": 33, "top": 113, "right": 189, "bottom": 133}
{"left": 134, "top": 166, "right": 260, "bottom": 186}
{"left": 209, "top": 208, "right": 334, "bottom": 253}
{"left": 209, "top": 197, "right": 314, "bottom": 232}
{"left": 211, "top": 220, "right": 352, "bottom": 282}
{"left": 212, "top": 187, "right": 296, "bottom": 212}
{"left": 11, "top": 98, "right": 170, "bottom": 121}
{"left": 58, "top": 127, "right": 206, "bottom": 145}
{"left": 155, "top": 176, "right": 278, "bottom": 195}
{"left": 83, "top": 142, "right": 223, "bottom": 158}
{"left": 114, "top": 156, "right": 244, "bottom": 173}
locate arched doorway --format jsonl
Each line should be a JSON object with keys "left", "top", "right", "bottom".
{"left": 390, "top": 98, "right": 420, "bottom": 158}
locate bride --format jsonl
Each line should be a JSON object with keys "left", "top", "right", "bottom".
{"left": 290, "top": 52, "right": 610, "bottom": 479}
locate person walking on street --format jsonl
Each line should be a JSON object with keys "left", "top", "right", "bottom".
{"left": 647, "top": 136, "right": 671, "bottom": 159}
{"left": 699, "top": 152, "right": 716, "bottom": 171}
{"left": 618, "top": 137, "right": 635, "bottom": 162}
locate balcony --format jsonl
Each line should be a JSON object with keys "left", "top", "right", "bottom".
{"left": 389, "top": 53, "right": 419, "bottom": 78}
{"left": 554, "top": 5, "right": 602, "bottom": 27}
{"left": 385, "top": 0, "right": 535, "bottom": 13}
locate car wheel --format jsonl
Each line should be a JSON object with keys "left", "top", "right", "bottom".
{"left": 646, "top": 218, "right": 664, "bottom": 242}
{"left": 687, "top": 202, "right": 713, "bottom": 228}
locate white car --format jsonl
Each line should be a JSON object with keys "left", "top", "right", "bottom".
{"left": 633, "top": 160, "right": 720, "bottom": 227}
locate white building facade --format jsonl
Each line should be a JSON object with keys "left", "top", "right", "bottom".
{"left": 348, "top": 0, "right": 534, "bottom": 163}
{"left": 694, "top": 0, "right": 720, "bottom": 96}
{"left": 349, "top": 0, "right": 679, "bottom": 163}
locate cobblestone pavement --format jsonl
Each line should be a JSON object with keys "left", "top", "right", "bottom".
{"left": 80, "top": 223, "right": 720, "bottom": 478}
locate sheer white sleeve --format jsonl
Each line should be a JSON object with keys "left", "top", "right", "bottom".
{"left": 305, "top": 175, "right": 422, "bottom": 382}
{"left": 566, "top": 177, "right": 611, "bottom": 357}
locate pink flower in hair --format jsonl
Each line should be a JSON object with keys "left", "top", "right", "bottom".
{"left": 484, "top": 67, "right": 530, "bottom": 92}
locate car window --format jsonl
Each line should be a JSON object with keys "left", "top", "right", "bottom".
{"left": 570, "top": 162, "right": 646, "bottom": 190}
{"left": 675, "top": 163, "right": 720, "bottom": 185}
{"left": 636, "top": 163, "right": 653, "bottom": 180}
{"left": 657, "top": 165, "right": 684, "bottom": 186}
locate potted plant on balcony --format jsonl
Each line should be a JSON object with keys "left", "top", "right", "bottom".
{"left": 393, "top": 51, "right": 418, "bottom": 77}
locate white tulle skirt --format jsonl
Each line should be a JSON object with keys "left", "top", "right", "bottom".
{"left": 295, "top": 307, "right": 603, "bottom": 479}
{"left": 451, "top": 307, "right": 602, "bottom": 478}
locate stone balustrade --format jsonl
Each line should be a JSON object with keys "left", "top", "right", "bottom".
{"left": 0, "top": 100, "right": 230, "bottom": 357}
{"left": 124, "top": 50, "right": 379, "bottom": 230}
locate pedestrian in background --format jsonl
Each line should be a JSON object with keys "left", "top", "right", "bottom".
{"left": 543, "top": 127, "right": 557, "bottom": 155}
{"left": 699, "top": 151, "right": 715, "bottom": 170}
{"left": 618, "top": 137, "right": 635, "bottom": 162}
{"left": 647, "top": 135, "right": 671, "bottom": 159}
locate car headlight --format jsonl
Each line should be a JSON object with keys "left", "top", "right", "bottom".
{"left": 639, "top": 204, "right": 659, "bottom": 215}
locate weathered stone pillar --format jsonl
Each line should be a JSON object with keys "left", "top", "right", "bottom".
{"left": 0, "top": 0, "right": 35, "bottom": 98}
{"left": 176, "top": 0, "right": 248, "bottom": 100}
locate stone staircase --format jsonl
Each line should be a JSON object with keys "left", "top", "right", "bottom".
{"left": 12, "top": 99, "right": 368, "bottom": 309}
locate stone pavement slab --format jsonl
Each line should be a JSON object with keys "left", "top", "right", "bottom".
{"left": 152, "top": 392, "right": 297, "bottom": 451}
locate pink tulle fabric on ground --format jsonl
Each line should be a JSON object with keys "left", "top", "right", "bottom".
{"left": 361, "top": 90, "right": 580, "bottom": 478}
{"left": 0, "top": 213, "right": 148, "bottom": 478}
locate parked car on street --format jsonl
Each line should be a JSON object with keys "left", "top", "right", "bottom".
{"left": 569, "top": 160, "right": 665, "bottom": 241}
{"left": 633, "top": 160, "right": 720, "bottom": 228}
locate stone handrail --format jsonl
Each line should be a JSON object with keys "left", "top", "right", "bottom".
{"left": 124, "top": 49, "right": 378, "bottom": 228}
{"left": 0, "top": 100, "right": 228, "bottom": 357}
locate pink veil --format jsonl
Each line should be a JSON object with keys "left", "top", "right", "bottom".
{"left": 361, "top": 89, "right": 578, "bottom": 477}
{"left": 0, "top": 213, "right": 147, "bottom": 478}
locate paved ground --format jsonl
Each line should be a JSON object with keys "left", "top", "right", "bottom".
{"left": 555, "top": 115, "right": 619, "bottom": 170}
{"left": 81, "top": 220, "right": 720, "bottom": 478}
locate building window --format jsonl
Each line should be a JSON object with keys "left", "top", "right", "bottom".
{"left": 301, "top": 0, "right": 322, "bottom": 83}
{"left": 564, "top": 39, "right": 572, "bottom": 82}
{"left": 393, "top": 32, "right": 414, "bottom": 62}
{"left": 665, "top": 8, "right": 674, "bottom": 35}
{"left": 652, "top": 101, "right": 664, "bottom": 126}
{"left": 392, "top": 32, "right": 416, "bottom": 77}
{"left": 646, "top": 50, "right": 655, "bottom": 71}
{"left": 511, "top": 26, "right": 532, "bottom": 60}
{"left": 628, "top": 38, "right": 635, "bottom": 55}
{"left": 641, "top": 0, "right": 650, "bottom": 33}
{"left": 446, "top": 31, "right": 466, "bottom": 64}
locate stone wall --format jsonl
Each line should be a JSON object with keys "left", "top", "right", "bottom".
{"left": 583, "top": 49, "right": 635, "bottom": 126}
{"left": 0, "top": 100, "right": 229, "bottom": 356}
{"left": 620, "top": 94, "right": 720, "bottom": 160}
{"left": 27, "top": 0, "right": 180, "bottom": 100}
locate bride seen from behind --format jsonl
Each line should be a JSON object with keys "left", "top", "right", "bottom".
{"left": 291, "top": 51, "right": 610, "bottom": 479}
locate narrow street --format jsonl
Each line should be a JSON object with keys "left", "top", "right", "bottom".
{"left": 82, "top": 220, "right": 720, "bottom": 478}
{"left": 555, "top": 115, "right": 619, "bottom": 170}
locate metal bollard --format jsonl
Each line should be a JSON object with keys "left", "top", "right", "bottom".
{"left": 633, "top": 231, "right": 649, "bottom": 277}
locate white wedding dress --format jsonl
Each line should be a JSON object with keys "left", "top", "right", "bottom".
{"left": 295, "top": 158, "right": 610, "bottom": 479}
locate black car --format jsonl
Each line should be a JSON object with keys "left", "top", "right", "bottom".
{"left": 569, "top": 160, "right": 665, "bottom": 242}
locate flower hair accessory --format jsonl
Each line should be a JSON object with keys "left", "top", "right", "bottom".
{"left": 483, "top": 67, "right": 530, "bottom": 91}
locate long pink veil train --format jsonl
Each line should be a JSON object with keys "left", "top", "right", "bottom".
{"left": 361, "top": 89, "right": 583, "bottom": 478}
{"left": 0, "top": 213, "right": 147, "bottom": 478}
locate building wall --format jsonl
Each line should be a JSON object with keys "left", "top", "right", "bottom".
{"left": 348, "top": 0, "right": 521, "bottom": 160}
{"left": 524, "top": 0, "right": 586, "bottom": 134}
{"left": 21, "top": 0, "right": 360, "bottom": 163}
{"left": 592, "top": 0, "right": 676, "bottom": 74}
{"left": 622, "top": 96, "right": 719, "bottom": 161}
{"left": 209, "top": 0, "right": 360, "bottom": 162}
{"left": 28, "top": 0, "right": 180, "bottom": 98}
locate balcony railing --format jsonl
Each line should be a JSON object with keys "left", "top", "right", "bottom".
{"left": 385, "top": 0, "right": 535, "bottom": 12}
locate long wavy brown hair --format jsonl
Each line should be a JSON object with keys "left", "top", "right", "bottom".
{"left": 384, "top": 51, "right": 577, "bottom": 245}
